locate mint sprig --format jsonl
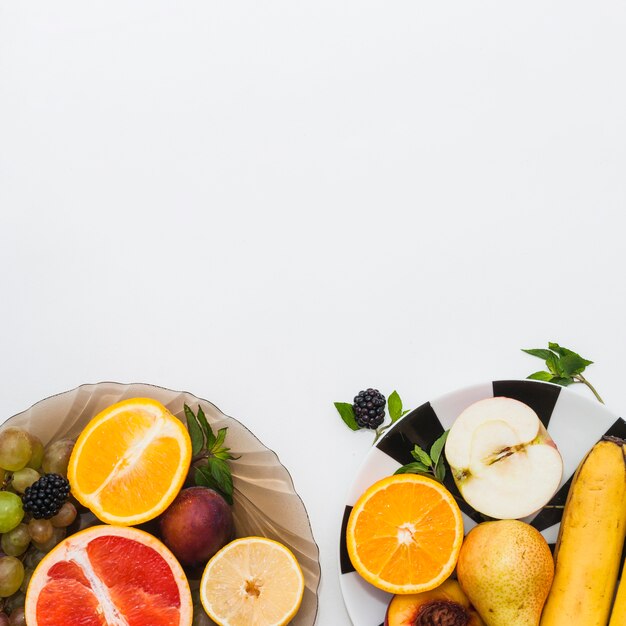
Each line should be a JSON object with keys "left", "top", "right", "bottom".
{"left": 334, "top": 390, "right": 411, "bottom": 443}
{"left": 395, "top": 431, "right": 449, "bottom": 483}
{"left": 522, "top": 342, "right": 604, "bottom": 403}
{"left": 184, "top": 404, "right": 238, "bottom": 504}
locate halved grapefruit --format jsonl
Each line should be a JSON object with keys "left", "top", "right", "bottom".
{"left": 25, "top": 525, "right": 193, "bottom": 626}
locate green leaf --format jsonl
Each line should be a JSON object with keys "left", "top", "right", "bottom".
{"left": 521, "top": 348, "right": 555, "bottom": 360}
{"left": 194, "top": 466, "right": 220, "bottom": 491}
{"left": 388, "top": 391, "right": 402, "bottom": 423}
{"left": 335, "top": 402, "right": 359, "bottom": 431}
{"left": 196, "top": 405, "right": 215, "bottom": 449}
{"left": 434, "top": 456, "right": 446, "bottom": 482}
{"left": 394, "top": 462, "right": 431, "bottom": 475}
{"left": 400, "top": 410, "right": 410, "bottom": 418}
{"left": 527, "top": 371, "right": 554, "bottom": 382}
{"left": 429, "top": 431, "right": 449, "bottom": 466}
{"left": 411, "top": 445, "right": 432, "bottom": 467}
{"left": 550, "top": 377, "right": 575, "bottom": 387}
{"left": 546, "top": 353, "right": 563, "bottom": 376}
{"left": 207, "top": 457, "right": 234, "bottom": 504}
{"left": 559, "top": 353, "right": 593, "bottom": 377}
{"left": 548, "top": 343, "right": 576, "bottom": 357}
{"left": 184, "top": 404, "right": 204, "bottom": 457}
{"left": 212, "top": 427, "right": 227, "bottom": 453}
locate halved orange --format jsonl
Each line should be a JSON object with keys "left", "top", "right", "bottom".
{"left": 200, "top": 537, "right": 305, "bottom": 626}
{"left": 68, "top": 398, "right": 192, "bottom": 525}
{"left": 346, "top": 473, "right": 463, "bottom": 594}
{"left": 25, "top": 525, "right": 193, "bottom": 626}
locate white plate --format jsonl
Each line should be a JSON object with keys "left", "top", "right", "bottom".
{"left": 338, "top": 379, "right": 625, "bottom": 626}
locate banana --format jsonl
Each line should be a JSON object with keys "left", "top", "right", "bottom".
{"left": 540, "top": 438, "right": 626, "bottom": 626}
{"left": 609, "top": 557, "right": 626, "bottom": 626}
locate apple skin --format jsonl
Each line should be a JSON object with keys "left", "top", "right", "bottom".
{"left": 159, "top": 486, "right": 235, "bottom": 568}
{"left": 384, "top": 579, "right": 485, "bottom": 626}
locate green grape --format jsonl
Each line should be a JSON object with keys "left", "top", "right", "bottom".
{"left": 1, "top": 525, "right": 30, "bottom": 557}
{"left": 0, "top": 493, "right": 24, "bottom": 534}
{"left": 41, "top": 439, "right": 75, "bottom": 477}
{"left": 10, "top": 468, "right": 39, "bottom": 494}
{"left": 0, "top": 557, "right": 24, "bottom": 597}
{"left": 27, "top": 518, "right": 53, "bottom": 544}
{"left": 25, "top": 435, "right": 44, "bottom": 470}
{"left": 8, "top": 608, "right": 25, "bottom": 626}
{"left": 50, "top": 502, "right": 77, "bottom": 528}
{"left": 32, "top": 527, "right": 65, "bottom": 553}
{"left": 0, "top": 430, "right": 32, "bottom": 473}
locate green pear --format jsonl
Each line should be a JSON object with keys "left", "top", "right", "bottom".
{"left": 457, "top": 520, "right": 554, "bottom": 626}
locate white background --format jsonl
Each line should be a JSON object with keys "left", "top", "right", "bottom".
{"left": 1, "top": 2, "right": 626, "bottom": 624}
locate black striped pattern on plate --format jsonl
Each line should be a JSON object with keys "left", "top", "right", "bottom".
{"left": 339, "top": 380, "right": 624, "bottom": 626}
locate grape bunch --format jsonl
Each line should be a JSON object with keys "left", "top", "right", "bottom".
{"left": 0, "top": 427, "right": 76, "bottom": 624}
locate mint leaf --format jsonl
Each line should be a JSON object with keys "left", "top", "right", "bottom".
{"left": 388, "top": 391, "right": 403, "bottom": 422}
{"left": 411, "top": 445, "right": 432, "bottom": 467}
{"left": 195, "top": 466, "right": 222, "bottom": 493}
{"left": 429, "top": 431, "right": 449, "bottom": 466}
{"left": 522, "top": 348, "right": 554, "bottom": 360}
{"left": 395, "top": 462, "right": 431, "bottom": 475}
{"left": 550, "top": 377, "right": 575, "bottom": 387}
{"left": 212, "top": 427, "right": 227, "bottom": 453}
{"left": 521, "top": 342, "right": 604, "bottom": 403}
{"left": 335, "top": 402, "right": 359, "bottom": 431}
{"left": 559, "top": 353, "right": 593, "bottom": 377}
{"left": 434, "top": 455, "right": 446, "bottom": 482}
{"left": 548, "top": 343, "right": 576, "bottom": 357}
{"left": 527, "top": 371, "right": 554, "bottom": 382}
{"left": 184, "top": 404, "right": 204, "bottom": 457}
{"left": 196, "top": 405, "right": 215, "bottom": 448}
{"left": 207, "top": 457, "right": 234, "bottom": 504}
{"left": 546, "top": 353, "right": 563, "bottom": 376}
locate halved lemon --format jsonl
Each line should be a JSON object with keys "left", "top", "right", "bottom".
{"left": 200, "top": 537, "right": 305, "bottom": 626}
{"left": 346, "top": 473, "right": 464, "bottom": 594}
{"left": 67, "top": 398, "right": 192, "bottom": 525}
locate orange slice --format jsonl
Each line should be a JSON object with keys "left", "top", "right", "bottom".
{"left": 25, "top": 525, "right": 193, "bottom": 626}
{"left": 200, "top": 537, "right": 305, "bottom": 626}
{"left": 346, "top": 473, "right": 463, "bottom": 594}
{"left": 67, "top": 398, "right": 192, "bottom": 525}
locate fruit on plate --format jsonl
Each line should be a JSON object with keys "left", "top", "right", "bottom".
{"left": 445, "top": 396, "right": 563, "bottom": 519}
{"left": 160, "top": 486, "right": 235, "bottom": 568}
{"left": 346, "top": 473, "right": 463, "bottom": 594}
{"left": 67, "top": 397, "right": 192, "bottom": 525}
{"left": 457, "top": 519, "right": 554, "bottom": 626}
{"left": 610, "top": 559, "right": 626, "bottom": 626}
{"left": 540, "top": 438, "right": 626, "bottom": 626}
{"left": 24, "top": 525, "right": 193, "bottom": 626}
{"left": 200, "top": 536, "right": 304, "bottom": 626}
{"left": 609, "top": 556, "right": 626, "bottom": 626}
{"left": 384, "top": 579, "right": 485, "bottom": 626}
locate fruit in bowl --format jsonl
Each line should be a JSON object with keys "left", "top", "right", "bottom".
{"left": 160, "top": 486, "right": 235, "bottom": 568}
{"left": 0, "top": 388, "right": 315, "bottom": 625}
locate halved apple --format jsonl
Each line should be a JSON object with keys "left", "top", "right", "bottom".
{"left": 444, "top": 397, "right": 563, "bottom": 519}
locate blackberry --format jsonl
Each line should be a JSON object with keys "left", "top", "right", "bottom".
{"left": 22, "top": 473, "right": 70, "bottom": 519}
{"left": 353, "top": 389, "right": 386, "bottom": 429}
